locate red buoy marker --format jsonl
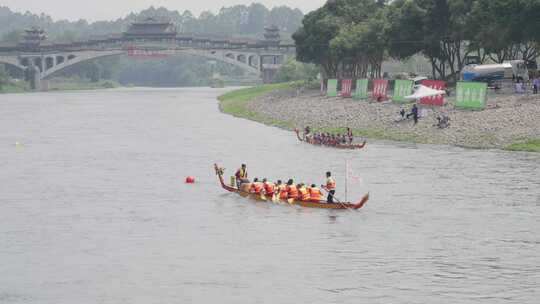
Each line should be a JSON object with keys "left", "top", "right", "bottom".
{"left": 185, "top": 176, "right": 195, "bottom": 184}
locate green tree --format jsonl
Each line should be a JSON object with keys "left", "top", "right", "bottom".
{"left": 274, "top": 58, "right": 319, "bottom": 82}
{"left": 293, "top": 7, "right": 341, "bottom": 78}
{"left": 1, "top": 29, "right": 23, "bottom": 44}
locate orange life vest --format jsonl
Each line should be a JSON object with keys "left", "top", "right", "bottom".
{"left": 299, "top": 187, "right": 310, "bottom": 201}
{"left": 250, "top": 182, "right": 263, "bottom": 194}
{"left": 287, "top": 185, "right": 298, "bottom": 199}
{"left": 278, "top": 185, "right": 288, "bottom": 199}
{"left": 309, "top": 187, "right": 322, "bottom": 201}
{"left": 326, "top": 177, "right": 336, "bottom": 190}
{"left": 263, "top": 182, "right": 275, "bottom": 194}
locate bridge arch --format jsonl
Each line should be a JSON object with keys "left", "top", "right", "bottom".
{"left": 39, "top": 49, "right": 262, "bottom": 80}
{"left": 0, "top": 56, "right": 26, "bottom": 73}
{"left": 237, "top": 54, "right": 246, "bottom": 63}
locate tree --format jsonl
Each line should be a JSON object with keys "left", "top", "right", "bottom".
{"left": 469, "top": 0, "right": 540, "bottom": 63}
{"left": 385, "top": 0, "right": 476, "bottom": 81}
{"left": 293, "top": 7, "right": 342, "bottom": 78}
{"left": 1, "top": 29, "right": 23, "bottom": 44}
{"left": 274, "top": 58, "right": 319, "bottom": 82}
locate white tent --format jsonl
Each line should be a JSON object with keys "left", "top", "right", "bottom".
{"left": 405, "top": 85, "right": 446, "bottom": 100}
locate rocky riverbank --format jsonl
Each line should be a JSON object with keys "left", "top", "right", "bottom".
{"left": 241, "top": 87, "right": 540, "bottom": 151}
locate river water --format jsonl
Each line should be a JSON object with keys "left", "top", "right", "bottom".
{"left": 1, "top": 88, "right": 539, "bottom": 304}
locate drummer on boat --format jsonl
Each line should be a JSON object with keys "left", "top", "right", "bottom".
{"left": 235, "top": 164, "right": 248, "bottom": 188}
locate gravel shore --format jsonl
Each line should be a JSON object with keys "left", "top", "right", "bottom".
{"left": 246, "top": 88, "right": 540, "bottom": 149}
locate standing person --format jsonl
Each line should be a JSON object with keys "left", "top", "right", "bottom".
{"left": 346, "top": 127, "right": 353, "bottom": 144}
{"left": 411, "top": 104, "right": 419, "bottom": 125}
{"left": 322, "top": 171, "right": 336, "bottom": 203}
{"left": 533, "top": 76, "right": 539, "bottom": 94}
{"left": 235, "top": 164, "right": 248, "bottom": 188}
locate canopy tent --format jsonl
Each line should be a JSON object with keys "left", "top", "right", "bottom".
{"left": 405, "top": 84, "right": 446, "bottom": 101}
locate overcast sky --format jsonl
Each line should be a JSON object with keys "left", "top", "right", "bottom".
{"left": 2, "top": 0, "right": 326, "bottom": 22}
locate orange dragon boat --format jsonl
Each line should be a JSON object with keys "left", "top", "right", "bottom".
{"left": 294, "top": 129, "right": 367, "bottom": 150}
{"left": 214, "top": 164, "right": 369, "bottom": 210}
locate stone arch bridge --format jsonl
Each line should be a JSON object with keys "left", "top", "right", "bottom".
{"left": 0, "top": 36, "right": 295, "bottom": 90}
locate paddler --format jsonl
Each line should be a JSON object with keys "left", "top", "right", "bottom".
{"left": 286, "top": 179, "right": 299, "bottom": 200}
{"left": 262, "top": 178, "right": 275, "bottom": 196}
{"left": 308, "top": 184, "right": 323, "bottom": 202}
{"left": 321, "top": 171, "right": 336, "bottom": 203}
{"left": 299, "top": 183, "right": 311, "bottom": 202}
{"left": 235, "top": 164, "right": 248, "bottom": 188}
{"left": 276, "top": 180, "right": 288, "bottom": 200}
{"left": 250, "top": 178, "right": 263, "bottom": 194}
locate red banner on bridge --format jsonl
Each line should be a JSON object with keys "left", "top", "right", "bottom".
{"left": 420, "top": 80, "right": 446, "bottom": 106}
{"left": 372, "top": 79, "right": 388, "bottom": 102}
{"left": 126, "top": 46, "right": 171, "bottom": 59}
{"left": 340, "top": 79, "right": 352, "bottom": 97}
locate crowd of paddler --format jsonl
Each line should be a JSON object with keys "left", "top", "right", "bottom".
{"left": 303, "top": 126, "right": 354, "bottom": 146}
{"left": 235, "top": 164, "right": 337, "bottom": 203}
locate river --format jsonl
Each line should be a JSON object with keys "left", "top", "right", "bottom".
{"left": 1, "top": 88, "right": 539, "bottom": 304}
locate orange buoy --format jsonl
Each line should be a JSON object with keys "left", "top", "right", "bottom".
{"left": 185, "top": 176, "right": 195, "bottom": 184}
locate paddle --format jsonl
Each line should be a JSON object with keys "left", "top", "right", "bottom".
{"left": 321, "top": 187, "right": 350, "bottom": 210}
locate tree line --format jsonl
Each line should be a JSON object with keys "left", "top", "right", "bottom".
{"left": 293, "top": 0, "right": 540, "bottom": 82}
{"left": 0, "top": 4, "right": 303, "bottom": 44}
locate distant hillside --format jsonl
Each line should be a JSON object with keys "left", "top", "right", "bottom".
{"left": 0, "top": 4, "right": 303, "bottom": 44}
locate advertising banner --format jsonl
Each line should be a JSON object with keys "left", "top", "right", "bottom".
{"left": 372, "top": 79, "right": 388, "bottom": 102}
{"left": 354, "top": 79, "right": 369, "bottom": 100}
{"left": 420, "top": 80, "right": 446, "bottom": 106}
{"left": 392, "top": 79, "right": 414, "bottom": 103}
{"left": 340, "top": 79, "right": 352, "bottom": 97}
{"left": 327, "top": 79, "right": 338, "bottom": 97}
{"left": 455, "top": 82, "right": 487, "bottom": 110}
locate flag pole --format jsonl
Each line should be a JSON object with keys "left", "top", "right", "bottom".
{"left": 345, "top": 159, "right": 348, "bottom": 203}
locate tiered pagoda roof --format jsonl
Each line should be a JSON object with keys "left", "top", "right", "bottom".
{"left": 19, "top": 27, "right": 47, "bottom": 48}
{"left": 262, "top": 25, "right": 281, "bottom": 45}
{"left": 124, "top": 17, "right": 177, "bottom": 39}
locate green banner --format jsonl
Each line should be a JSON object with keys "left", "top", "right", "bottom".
{"left": 327, "top": 79, "right": 338, "bottom": 97}
{"left": 392, "top": 79, "right": 413, "bottom": 103}
{"left": 354, "top": 79, "right": 369, "bottom": 100}
{"left": 455, "top": 82, "right": 487, "bottom": 109}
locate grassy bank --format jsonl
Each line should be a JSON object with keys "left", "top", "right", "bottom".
{"left": 219, "top": 84, "right": 539, "bottom": 153}
{"left": 506, "top": 139, "right": 540, "bottom": 152}
{"left": 218, "top": 83, "right": 296, "bottom": 129}
{"left": 48, "top": 80, "right": 118, "bottom": 91}
{"left": 0, "top": 82, "right": 29, "bottom": 94}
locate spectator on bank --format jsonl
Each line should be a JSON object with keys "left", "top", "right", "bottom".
{"left": 406, "top": 104, "right": 419, "bottom": 125}
{"left": 533, "top": 76, "right": 539, "bottom": 94}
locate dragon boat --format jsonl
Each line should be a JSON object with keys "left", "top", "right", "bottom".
{"left": 214, "top": 164, "right": 369, "bottom": 210}
{"left": 294, "top": 129, "right": 367, "bottom": 150}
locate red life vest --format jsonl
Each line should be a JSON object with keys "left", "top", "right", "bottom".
{"left": 287, "top": 185, "right": 298, "bottom": 199}
{"left": 263, "top": 182, "right": 275, "bottom": 195}
{"left": 250, "top": 182, "right": 263, "bottom": 194}
{"left": 278, "top": 185, "right": 288, "bottom": 199}
{"left": 309, "top": 187, "right": 322, "bottom": 201}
